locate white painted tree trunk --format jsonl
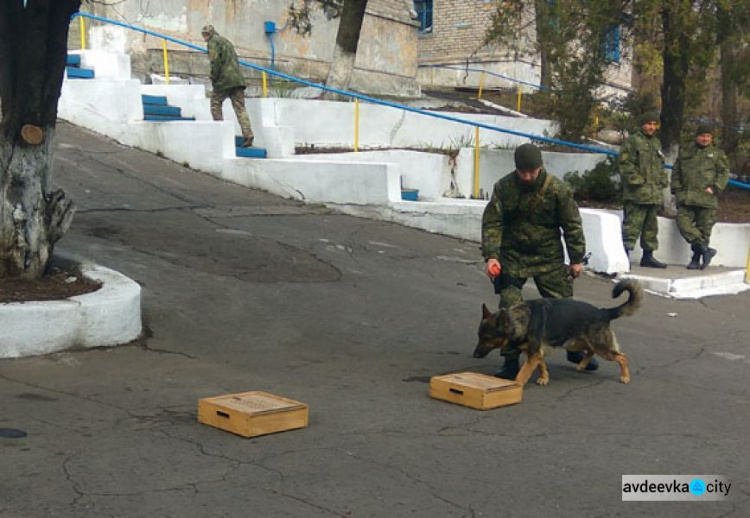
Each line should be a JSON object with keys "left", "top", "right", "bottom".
{"left": 0, "top": 129, "right": 75, "bottom": 278}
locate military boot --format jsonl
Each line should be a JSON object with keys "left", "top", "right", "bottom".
{"left": 687, "top": 244, "right": 702, "bottom": 270}
{"left": 640, "top": 249, "right": 667, "bottom": 269}
{"left": 701, "top": 247, "right": 717, "bottom": 270}
{"left": 566, "top": 350, "right": 599, "bottom": 371}
{"left": 494, "top": 357, "right": 519, "bottom": 380}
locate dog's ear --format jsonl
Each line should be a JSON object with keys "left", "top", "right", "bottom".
{"left": 482, "top": 304, "right": 494, "bottom": 320}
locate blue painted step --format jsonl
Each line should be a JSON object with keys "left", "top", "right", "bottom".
{"left": 234, "top": 136, "right": 267, "bottom": 158}
{"left": 401, "top": 188, "right": 419, "bottom": 201}
{"left": 66, "top": 54, "right": 81, "bottom": 66}
{"left": 141, "top": 94, "right": 168, "bottom": 106}
{"left": 144, "top": 114, "right": 196, "bottom": 121}
{"left": 144, "top": 104, "right": 182, "bottom": 117}
{"left": 66, "top": 66, "right": 94, "bottom": 79}
{"left": 236, "top": 147, "right": 267, "bottom": 159}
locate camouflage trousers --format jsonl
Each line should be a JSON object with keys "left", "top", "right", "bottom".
{"left": 622, "top": 202, "right": 660, "bottom": 251}
{"left": 676, "top": 205, "right": 716, "bottom": 247}
{"left": 493, "top": 265, "right": 573, "bottom": 360}
{"left": 210, "top": 87, "right": 253, "bottom": 140}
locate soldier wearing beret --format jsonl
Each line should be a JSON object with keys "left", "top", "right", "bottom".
{"left": 481, "top": 143, "right": 593, "bottom": 379}
{"left": 201, "top": 25, "right": 255, "bottom": 148}
{"left": 671, "top": 124, "right": 730, "bottom": 269}
{"left": 618, "top": 111, "right": 669, "bottom": 268}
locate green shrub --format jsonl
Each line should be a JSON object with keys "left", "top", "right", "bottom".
{"left": 564, "top": 157, "right": 620, "bottom": 203}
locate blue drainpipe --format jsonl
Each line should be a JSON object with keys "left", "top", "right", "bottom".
{"left": 264, "top": 21, "right": 276, "bottom": 71}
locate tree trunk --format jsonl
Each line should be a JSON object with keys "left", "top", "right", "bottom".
{"left": 659, "top": 7, "right": 688, "bottom": 158}
{"left": 0, "top": 0, "right": 79, "bottom": 279}
{"left": 717, "top": 6, "right": 741, "bottom": 171}
{"left": 534, "top": 0, "right": 552, "bottom": 89}
{"left": 324, "top": 0, "right": 368, "bottom": 97}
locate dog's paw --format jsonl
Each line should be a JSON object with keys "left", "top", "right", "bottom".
{"left": 620, "top": 376, "right": 631, "bottom": 384}
{"left": 536, "top": 376, "right": 549, "bottom": 386}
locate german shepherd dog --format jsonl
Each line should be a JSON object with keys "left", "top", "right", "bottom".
{"left": 473, "top": 280, "right": 643, "bottom": 386}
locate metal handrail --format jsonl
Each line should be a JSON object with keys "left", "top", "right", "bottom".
{"left": 69, "top": 12, "right": 618, "bottom": 157}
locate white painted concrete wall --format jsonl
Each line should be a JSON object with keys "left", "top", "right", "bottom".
{"left": 221, "top": 158, "right": 401, "bottom": 205}
{"left": 294, "top": 150, "right": 451, "bottom": 201}
{"left": 271, "top": 98, "right": 556, "bottom": 149}
{"left": 454, "top": 148, "right": 610, "bottom": 200}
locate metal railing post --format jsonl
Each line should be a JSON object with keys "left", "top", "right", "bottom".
{"left": 262, "top": 72, "right": 268, "bottom": 98}
{"left": 477, "top": 72, "right": 485, "bottom": 100}
{"left": 516, "top": 84, "right": 522, "bottom": 112}
{"left": 79, "top": 15, "right": 86, "bottom": 50}
{"left": 473, "top": 127, "right": 480, "bottom": 199}
{"left": 354, "top": 99, "right": 360, "bottom": 152}
{"left": 162, "top": 39, "right": 170, "bottom": 85}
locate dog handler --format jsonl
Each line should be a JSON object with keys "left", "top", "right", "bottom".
{"left": 481, "top": 143, "right": 594, "bottom": 379}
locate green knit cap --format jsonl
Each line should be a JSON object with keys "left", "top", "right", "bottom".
{"left": 695, "top": 124, "right": 713, "bottom": 136}
{"left": 514, "top": 143, "right": 543, "bottom": 171}
{"left": 637, "top": 111, "right": 660, "bottom": 126}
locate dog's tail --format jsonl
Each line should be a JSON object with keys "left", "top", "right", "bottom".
{"left": 608, "top": 279, "right": 643, "bottom": 320}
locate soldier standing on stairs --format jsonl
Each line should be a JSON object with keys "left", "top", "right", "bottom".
{"left": 201, "top": 25, "right": 255, "bottom": 148}
{"left": 618, "top": 111, "right": 669, "bottom": 268}
{"left": 671, "top": 124, "right": 730, "bottom": 270}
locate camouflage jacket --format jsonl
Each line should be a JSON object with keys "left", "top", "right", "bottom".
{"left": 618, "top": 129, "right": 667, "bottom": 204}
{"left": 671, "top": 142, "right": 730, "bottom": 209}
{"left": 481, "top": 169, "right": 586, "bottom": 277}
{"left": 207, "top": 32, "right": 246, "bottom": 93}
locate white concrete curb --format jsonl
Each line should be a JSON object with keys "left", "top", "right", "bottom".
{"left": 0, "top": 264, "right": 142, "bottom": 359}
{"left": 620, "top": 270, "right": 750, "bottom": 300}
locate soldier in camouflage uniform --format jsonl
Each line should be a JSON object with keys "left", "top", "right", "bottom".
{"left": 481, "top": 143, "right": 593, "bottom": 379}
{"left": 671, "top": 124, "right": 730, "bottom": 269}
{"left": 618, "top": 111, "right": 668, "bottom": 268}
{"left": 202, "top": 25, "right": 255, "bottom": 147}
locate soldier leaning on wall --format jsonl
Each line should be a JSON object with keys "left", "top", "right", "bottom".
{"left": 671, "top": 124, "right": 730, "bottom": 270}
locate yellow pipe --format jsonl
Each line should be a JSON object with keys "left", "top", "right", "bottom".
{"left": 262, "top": 71, "right": 268, "bottom": 98}
{"left": 79, "top": 15, "right": 86, "bottom": 50}
{"left": 746, "top": 244, "right": 750, "bottom": 284}
{"left": 354, "top": 98, "right": 360, "bottom": 152}
{"left": 477, "top": 72, "right": 485, "bottom": 100}
{"left": 162, "top": 39, "right": 170, "bottom": 85}
{"left": 473, "top": 127, "right": 480, "bottom": 199}
{"left": 516, "top": 84, "right": 522, "bottom": 112}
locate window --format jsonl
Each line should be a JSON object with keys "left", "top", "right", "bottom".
{"left": 603, "top": 25, "right": 621, "bottom": 63}
{"left": 414, "top": 0, "right": 433, "bottom": 33}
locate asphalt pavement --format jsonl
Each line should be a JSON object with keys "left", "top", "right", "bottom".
{"left": 1, "top": 122, "right": 748, "bottom": 517}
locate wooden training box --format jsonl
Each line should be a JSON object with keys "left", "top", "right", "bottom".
{"left": 429, "top": 372, "right": 523, "bottom": 410}
{"left": 198, "top": 391, "right": 308, "bottom": 438}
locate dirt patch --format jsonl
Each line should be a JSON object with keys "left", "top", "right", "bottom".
{"left": 716, "top": 189, "right": 750, "bottom": 223}
{"left": 0, "top": 267, "right": 102, "bottom": 303}
{"left": 579, "top": 187, "right": 750, "bottom": 224}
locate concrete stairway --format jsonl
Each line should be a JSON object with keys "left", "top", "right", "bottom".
{"left": 141, "top": 94, "right": 195, "bottom": 122}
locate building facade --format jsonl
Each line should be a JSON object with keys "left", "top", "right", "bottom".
{"left": 77, "top": 0, "right": 421, "bottom": 97}
{"left": 414, "top": 1, "right": 633, "bottom": 99}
